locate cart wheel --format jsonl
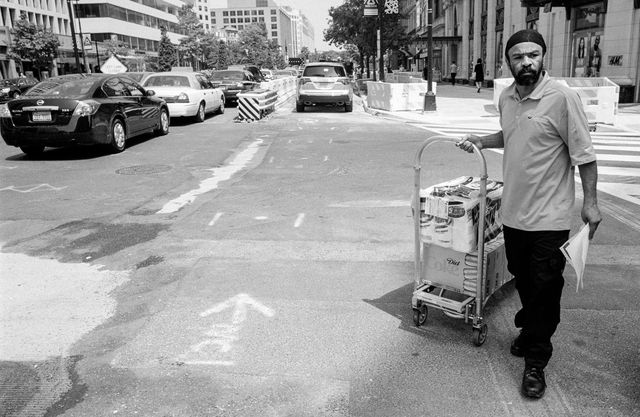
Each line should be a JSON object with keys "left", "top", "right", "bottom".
{"left": 413, "top": 305, "right": 428, "bottom": 327}
{"left": 472, "top": 323, "right": 488, "bottom": 346}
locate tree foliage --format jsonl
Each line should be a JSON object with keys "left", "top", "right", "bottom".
{"left": 324, "top": 0, "right": 409, "bottom": 73}
{"left": 158, "top": 26, "right": 177, "bottom": 71}
{"left": 9, "top": 12, "right": 60, "bottom": 73}
{"left": 177, "top": 5, "right": 205, "bottom": 69}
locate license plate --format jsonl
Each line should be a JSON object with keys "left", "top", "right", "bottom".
{"left": 32, "top": 112, "right": 52, "bottom": 122}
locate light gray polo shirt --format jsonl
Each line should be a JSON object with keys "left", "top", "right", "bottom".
{"left": 498, "top": 71, "right": 596, "bottom": 231}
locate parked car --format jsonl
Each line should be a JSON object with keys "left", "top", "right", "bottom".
{"left": 122, "top": 72, "right": 154, "bottom": 83}
{"left": 140, "top": 72, "right": 225, "bottom": 122}
{"left": 0, "top": 73, "right": 169, "bottom": 156}
{"left": 0, "top": 76, "right": 39, "bottom": 101}
{"left": 260, "top": 69, "right": 274, "bottom": 81}
{"left": 273, "top": 70, "right": 297, "bottom": 79}
{"left": 209, "top": 70, "right": 258, "bottom": 104}
{"left": 243, "top": 65, "right": 266, "bottom": 83}
{"left": 296, "top": 62, "right": 354, "bottom": 113}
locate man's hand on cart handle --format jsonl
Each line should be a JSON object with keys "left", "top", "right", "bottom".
{"left": 456, "top": 135, "right": 483, "bottom": 153}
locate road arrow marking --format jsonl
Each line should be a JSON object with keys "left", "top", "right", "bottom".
{"left": 200, "top": 293, "right": 275, "bottom": 325}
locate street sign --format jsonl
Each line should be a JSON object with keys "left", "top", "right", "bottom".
{"left": 100, "top": 55, "right": 127, "bottom": 74}
{"left": 364, "top": 0, "right": 378, "bottom": 16}
{"left": 83, "top": 35, "right": 93, "bottom": 50}
{"left": 288, "top": 57, "right": 302, "bottom": 66}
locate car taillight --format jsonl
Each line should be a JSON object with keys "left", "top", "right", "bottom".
{"left": 337, "top": 78, "right": 350, "bottom": 85}
{"left": 0, "top": 104, "right": 10, "bottom": 118}
{"left": 301, "top": 77, "right": 313, "bottom": 85}
{"left": 73, "top": 100, "right": 100, "bottom": 117}
{"left": 176, "top": 92, "right": 189, "bottom": 103}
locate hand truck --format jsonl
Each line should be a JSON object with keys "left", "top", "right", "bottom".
{"left": 410, "top": 136, "right": 491, "bottom": 346}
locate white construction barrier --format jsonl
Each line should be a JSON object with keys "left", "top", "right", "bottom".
{"left": 493, "top": 76, "right": 619, "bottom": 126}
{"left": 366, "top": 81, "right": 438, "bottom": 111}
{"left": 235, "top": 89, "right": 278, "bottom": 122}
{"left": 260, "top": 76, "right": 297, "bottom": 109}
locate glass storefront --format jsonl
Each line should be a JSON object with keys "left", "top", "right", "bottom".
{"left": 571, "top": 2, "right": 605, "bottom": 77}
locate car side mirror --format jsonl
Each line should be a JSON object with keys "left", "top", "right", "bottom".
{"left": 145, "top": 89, "right": 156, "bottom": 96}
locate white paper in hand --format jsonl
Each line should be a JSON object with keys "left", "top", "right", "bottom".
{"left": 560, "top": 223, "right": 591, "bottom": 292}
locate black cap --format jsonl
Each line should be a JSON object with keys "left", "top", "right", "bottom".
{"left": 505, "top": 29, "right": 547, "bottom": 60}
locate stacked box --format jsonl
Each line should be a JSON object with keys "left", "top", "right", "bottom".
{"left": 421, "top": 234, "right": 512, "bottom": 299}
{"left": 419, "top": 176, "right": 503, "bottom": 253}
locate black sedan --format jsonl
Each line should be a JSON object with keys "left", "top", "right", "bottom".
{"left": 0, "top": 76, "right": 39, "bottom": 102}
{"left": 0, "top": 74, "right": 169, "bottom": 156}
{"left": 209, "top": 70, "right": 258, "bottom": 104}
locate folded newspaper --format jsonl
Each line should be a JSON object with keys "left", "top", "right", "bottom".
{"left": 560, "top": 223, "right": 590, "bottom": 292}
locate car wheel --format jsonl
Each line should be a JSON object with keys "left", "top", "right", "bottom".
{"left": 195, "top": 102, "right": 206, "bottom": 122}
{"left": 19, "top": 144, "right": 45, "bottom": 157}
{"left": 11, "top": 91, "right": 20, "bottom": 99}
{"left": 296, "top": 102, "right": 305, "bottom": 112}
{"left": 109, "top": 118, "right": 126, "bottom": 153}
{"left": 216, "top": 97, "right": 225, "bottom": 114}
{"left": 345, "top": 103, "right": 353, "bottom": 112}
{"left": 155, "top": 108, "right": 170, "bottom": 136}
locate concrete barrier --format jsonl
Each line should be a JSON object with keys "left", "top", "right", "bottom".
{"left": 260, "top": 76, "right": 297, "bottom": 110}
{"left": 493, "top": 76, "right": 619, "bottom": 126}
{"left": 366, "top": 81, "right": 438, "bottom": 111}
{"left": 235, "top": 89, "right": 278, "bottom": 122}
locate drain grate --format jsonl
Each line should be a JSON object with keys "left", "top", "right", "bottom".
{"left": 116, "top": 165, "right": 172, "bottom": 175}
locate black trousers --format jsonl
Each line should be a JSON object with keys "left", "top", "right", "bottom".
{"left": 450, "top": 73, "right": 456, "bottom": 85}
{"left": 503, "top": 226, "right": 569, "bottom": 369}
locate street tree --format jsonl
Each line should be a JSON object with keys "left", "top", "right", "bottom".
{"left": 178, "top": 5, "right": 205, "bottom": 69}
{"left": 298, "top": 46, "right": 310, "bottom": 63}
{"left": 8, "top": 12, "right": 60, "bottom": 77}
{"left": 325, "top": 0, "right": 408, "bottom": 77}
{"left": 158, "top": 26, "right": 177, "bottom": 71}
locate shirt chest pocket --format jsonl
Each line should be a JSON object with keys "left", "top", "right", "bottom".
{"left": 519, "top": 113, "right": 558, "bottom": 140}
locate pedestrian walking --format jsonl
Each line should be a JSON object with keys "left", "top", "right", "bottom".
{"left": 449, "top": 61, "right": 457, "bottom": 86}
{"left": 456, "top": 29, "right": 602, "bottom": 400}
{"left": 474, "top": 58, "right": 484, "bottom": 92}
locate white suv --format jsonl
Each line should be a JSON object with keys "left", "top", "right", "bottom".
{"left": 296, "top": 62, "right": 353, "bottom": 112}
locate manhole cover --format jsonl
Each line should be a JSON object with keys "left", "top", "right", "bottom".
{"left": 116, "top": 165, "right": 172, "bottom": 175}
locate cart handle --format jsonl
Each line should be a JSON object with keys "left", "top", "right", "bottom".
{"left": 413, "top": 136, "right": 489, "bottom": 326}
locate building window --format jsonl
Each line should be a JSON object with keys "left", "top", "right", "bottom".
{"left": 230, "top": 18, "right": 236, "bottom": 23}
{"left": 271, "top": 16, "right": 277, "bottom": 22}
{"left": 223, "top": 11, "right": 228, "bottom": 16}
{"left": 230, "top": 10, "right": 236, "bottom": 16}
{"left": 252, "top": 10, "right": 257, "bottom": 15}
{"left": 223, "top": 18, "right": 229, "bottom": 23}
{"left": 258, "top": 10, "right": 264, "bottom": 15}
{"left": 271, "top": 24, "right": 277, "bottom": 29}
{"left": 271, "top": 9, "right": 276, "bottom": 15}
{"left": 238, "top": 25, "right": 243, "bottom": 30}
{"left": 252, "top": 17, "right": 258, "bottom": 22}
{"left": 259, "top": 17, "right": 264, "bottom": 22}
{"left": 244, "top": 10, "right": 250, "bottom": 15}
{"left": 271, "top": 31, "right": 277, "bottom": 37}
{"left": 257, "top": 0, "right": 268, "bottom": 6}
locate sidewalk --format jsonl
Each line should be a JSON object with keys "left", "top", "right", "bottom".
{"left": 361, "top": 82, "right": 640, "bottom": 134}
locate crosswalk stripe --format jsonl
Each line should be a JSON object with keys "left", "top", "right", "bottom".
{"left": 592, "top": 139, "right": 640, "bottom": 145}
{"left": 598, "top": 167, "right": 640, "bottom": 177}
{"left": 597, "top": 154, "right": 640, "bottom": 162}
{"left": 594, "top": 145, "right": 640, "bottom": 152}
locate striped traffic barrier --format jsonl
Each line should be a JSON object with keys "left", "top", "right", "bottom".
{"left": 235, "top": 89, "right": 279, "bottom": 122}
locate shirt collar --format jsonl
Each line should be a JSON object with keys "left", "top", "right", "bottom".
{"left": 507, "top": 70, "right": 551, "bottom": 102}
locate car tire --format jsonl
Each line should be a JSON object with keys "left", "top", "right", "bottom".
{"left": 296, "top": 102, "right": 305, "bottom": 112}
{"left": 195, "top": 102, "right": 206, "bottom": 123}
{"left": 155, "top": 108, "right": 170, "bottom": 136}
{"left": 345, "top": 103, "right": 353, "bottom": 112}
{"left": 109, "top": 118, "right": 126, "bottom": 153}
{"left": 19, "top": 144, "right": 45, "bottom": 157}
{"left": 216, "top": 97, "right": 225, "bottom": 115}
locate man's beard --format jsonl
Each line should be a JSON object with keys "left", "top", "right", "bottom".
{"left": 512, "top": 65, "right": 543, "bottom": 86}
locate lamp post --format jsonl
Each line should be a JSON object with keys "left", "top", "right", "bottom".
{"left": 66, "top": 0, "right": 81, "bottom": 73}
{"left": 74, "top": 0, "right": 89, "bottom": 72}
{"left": 422, "top": 0, "right": 437, "bottom": 112}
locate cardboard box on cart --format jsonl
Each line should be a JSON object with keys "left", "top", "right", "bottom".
{"left": 422, "top": 235, "right": 512, "bottom": 299}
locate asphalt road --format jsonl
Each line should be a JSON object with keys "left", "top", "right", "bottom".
{"left": 1, "top": 97, "right": 639, "bottom": 417}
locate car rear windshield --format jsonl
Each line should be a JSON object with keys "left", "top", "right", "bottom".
{"left": 143, "top": 76, "right": 191, "bottom": 87}
{"left": 210, "top": 71, "right": 244, "bottom": 80}
{"left": 303, "top": 66, "right": 346, "bottom": 77}
{"left": 23, "top": 78, "right": 94, "bottom": 97}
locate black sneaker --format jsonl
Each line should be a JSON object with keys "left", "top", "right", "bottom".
{"left": 510, "top": 332, "right": 525, "bottom": 357}
{"left": 522, "top": 366, "right": 546, "bottom": 399}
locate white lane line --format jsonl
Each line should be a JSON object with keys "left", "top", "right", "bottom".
{"left": 181, "top": 360, "right": 234, "bottom": 366}
{"left": 208, "top": 212, "right": 224, "bottom": 226}
{"left": 594, "top": 145, "right": 640, "bottom": 152}
{"left": 294, "top": 213, "right": 305, "bottom": 228}
{"left": 157, "top": 138, "right": 263, "bottom": 214}
{"left": 597, "top": 154, "right": 640, "bottom": 162}
{"left": 597, "top": 166, "right": 640, "bottom": 177}
{"left": 255, "top": 216, "right": 268, "bottom": 220}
